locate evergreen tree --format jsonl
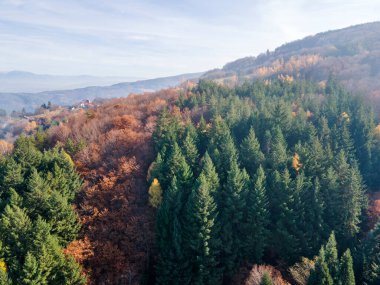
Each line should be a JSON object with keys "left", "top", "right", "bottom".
{"left": 363, "top": 220, "right": 380, "bottom": 285}
{"left": 182, "top": 131, "right": 199, "bottom": 171}
{"left": 19, "top": 253, "right": 43, "bottom": 285}
{"left": 245, "top": 166, "right": 269, "bottom": 263}
{"left": 220, "top": 158, "right": 249, "bottom": 277}
{"left": 12, "top": 136, "right": 42, "bottom": 172}
{"left": 303, "top": 178, "right": 325, "bottom": 255}
{"left": 269, "top": 170, "right": 299, "bottom": 262}
{"left": 148, "top": 153, "right": 164, "bottom": 185}
{"left": 199, "top": 153, "right": 220, "bottom": 198}
{"left": 165, "top": 142, "right": 193, "bottom": 191}
{"left": 240, "top": 127, "right": 265, "bottom": 176}
{"left": 324, "top": 232, "right": 339, "bottom": 283}
{"left": 197, "top": 116, "right": 209, "bottom": 155}
{"left": 340, "top": 249, "right": 355, "bottom": 285}
{"left": 260, "top": 272, "right": 273, "bottom": 285}
{"left": 268, "top": 127, "right": 288, "bottom": 170}
{"left": 155, "top": 177, "right": 187, "bottom": 285}
{"left": 0, "top": 270, "right": 10, "bottom": 285}
{"left": 183, "top": 173, "right": 221, "bottom": 285}
{"left": 1, "top": 158, "right": 23, "bottom": 194}
{"left": 208, "top": 116, "right": 238, "bottom": 183}
{"left": 308, "top": 248, "right": 333, "bottom": 285}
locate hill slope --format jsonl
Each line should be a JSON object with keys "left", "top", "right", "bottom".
{"left": 203, "top": 22, "right": 380, "bottom": 105}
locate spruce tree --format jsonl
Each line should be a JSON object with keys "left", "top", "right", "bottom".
{"left": 269, "top": 169, "right": 299, "bottom": 262}
{"left": 363, "top": 220, "right": 380, "bottom": 285}
{"left": 245, "top": 166, "right": 269, "bottom": 263}
{"left": 220, "top": 158, "right": 249, "bottom": 277}
{"left": 260, "top": 272, "right": 272, "bottom": 285}
{"left": 197, "top": 116, "right": 209, "bottom": 155}
{"left": 303, "top": 178, "right": 325, "bottom": 255}
{"left": 268, "top": 127, "right": 288, "bottom": 170}
{"left": 182, "top": 132, "right": 199, "bottom": 171}
{"left": 155, "top": 177, "right": 187, "bottom": 284}
{"left": 340, "top": 249, "right": 355, "bottom": 285}
{"left": 199, "top": 152, "right": 220, "bottom": 198}
{"left": 324, "top": 232, "right": 339, "bottom": 283}
{"left": 240, "top": 127, "right": 265, "bottom": 176}
{"left": 183, "top": 173, "right": 221, "bottom": 285}
{"left": 148, "top": 153, "right": 164, "bottom": 185}
{"left": 328, "top": 152, "right": 366, "bottom": 244}
{"left": 0, "top": 270, "right": 10, "bottom": 285}
{"left": 164, "top": 142, "right": 193, "bottom": 199}
{"left": 1, "top": 158, "right": 23, "bottom": 194}
{"left": 208, "top": 116, "right": 238, "bottom": 183}
{"left": 308, "top": 248, "right": 333, "bottom": 285}
{"left": 12, "top": 136, "right": 42, "bottom": 172}
{"left": 19, "top": 253, "right": 42, "bottom": 285}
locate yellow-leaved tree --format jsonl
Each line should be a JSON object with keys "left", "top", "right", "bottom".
{"left": 148, "top": 178, "right": 162, "bottom": 208}
{"left": 292, "top": 153, "right": 302, "bottom": 173}
{"left": 0, "top": 259, "right": 6, "bottom": 272}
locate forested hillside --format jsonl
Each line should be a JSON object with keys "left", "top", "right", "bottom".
{"left": 0, "top": 136, "right": 85, "bottom": 284}
{"left": 150, "top": 79, "right": 380, "bottom": 284}
{"left": 203, "top": 22, "right": 380, "bottom": 110}
{"left": 1, "top": 78, "right": 380, "bottom": 284}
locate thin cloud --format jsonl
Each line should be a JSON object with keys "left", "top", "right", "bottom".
{"left": 0, "top": 0, "right": 379, "bottom": 77}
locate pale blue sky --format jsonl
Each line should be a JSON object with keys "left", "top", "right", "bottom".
{"left": 0, "top": 0, "right": 379, "bottom": 78}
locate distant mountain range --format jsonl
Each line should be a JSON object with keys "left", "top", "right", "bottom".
{"left": 0, "top": 72, "right": 203, "bottom": 113}
{"left": 0, "top": 71, "right": 144, "bottom": 93}
{"left": 2, "top": 21, "right": 380, "bottom": 113}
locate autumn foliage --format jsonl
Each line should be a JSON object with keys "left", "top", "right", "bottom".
{"left": 245, "top": 265, "right": 289, "bottom": 285}
{"left": 48, "top": 89, "right": 179, "bottom": 284}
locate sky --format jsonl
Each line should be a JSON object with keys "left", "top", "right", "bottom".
{"left": 0, "top": 0, "right": 380, "bottom": 78}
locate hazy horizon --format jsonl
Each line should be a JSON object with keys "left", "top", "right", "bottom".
{"left": 1, "top": 0, "right": 380, "bottom": 78}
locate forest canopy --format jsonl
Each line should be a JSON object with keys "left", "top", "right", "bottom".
{"left": 151, "top": 78, "right": 380, "bottom": 284}
{"left": 1, "top": 79, "right": 380, "bottom": 284}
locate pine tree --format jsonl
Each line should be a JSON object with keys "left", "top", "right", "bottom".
{"left": 165, "top": 142, "right": 193, "bottom": 191}
{"left": 220, "top": 158, "right": 249, "bottom": 277}
{"left": 363, "top": 220, "right": 380, "bottom": 285}
{"left": 2, "top": 158, "right": 23, "bottom": 193}
{"left": 260, "top": 272, "right": 273, "bottom": 285}
{"left": 208, "top": 116, "right": 238, "bottom": 183}
{"left": 182, "top": 131, "right": 199, "bottom": 171}
{"left": 155, "top": 177, "right": 187, "bottom": 284}
{"left": 324, "top": 232, "right": 339, "bottom": 283}
{"left": 268, "top": 127, "right": 288, "bottom": 170}
{"left": 240, "top": 127, "right": 265, "bottom": 176}
{"left": 19, "top": 252, "right": 43, "bottom": 285}
{"left": 183, "top": 173, "right": 221, "bottom": 285}
{"left": 271, "top": 100, "right": 291, "bottom": 133}
{"left": 197, "top": 116, "right": 209, "bottom": 155}
{"left": 45, "top": 192, "right": 81, "bottom": 246}
{"left": 303, "top": 178, "right": 325, "bottom": 255}
{"left": 340, "top": 249, "right": 355, "bottom": 285}
{"left": 327, "top": 152, "right": 367, "bottom": 244}
{"left": 269, "top": 169, "right": 299, "bottom": 262}
{"left": 0, "top": 270, "right": 10, "bottom": 285}
{"left": 245, "top": 166, "right": 269, "bottom": 263}
{"left": 197, "top": 154, "right": 220, "bottom": 208}
{"left": 53, "top": 255, "right": 86, "bottom": 285}
{"left": 0, "top": 205, "right": 32, "bottom": 276}
{"left": 308, "top": 248, "right": 333, "bottom": 285}
{"left": 147, "top": 153, "right": 164, "bottom": 185}
{"left": 24, "top": 168, "right": 51, "bottom": 220}
{"left": 12, "top": 136, "right": 42, "bottom": 171}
